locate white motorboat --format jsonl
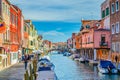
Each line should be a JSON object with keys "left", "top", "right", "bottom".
{"left": 79, "top": 57, "right": 85, "bottom": 63}
{"left": 36, "top": 67, "right": 58, "bottom": 80}
{"left": 98, "top": 60, "right": 118, "bottom": 74}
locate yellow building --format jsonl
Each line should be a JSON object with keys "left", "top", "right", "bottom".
{"left": 34, "top": 29, "right": 38, "bottom": 50}
{"left": 0, "top": 0, "right": 11, "bottom": 70}
{"left": 25, "top": 20, "right": 38, "bottom": 54}
{"left": 22, "top": 21, "right": 29, "bottom": 55}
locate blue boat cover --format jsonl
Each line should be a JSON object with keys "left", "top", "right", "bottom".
{"left": 100, "top": 60, "right": 116, "bottom": 69}
{"left": 38, "top": 67, "right": 51, "bottom": 71}
{"left": 38, "top": 58, "right": 50, "bottom": 62}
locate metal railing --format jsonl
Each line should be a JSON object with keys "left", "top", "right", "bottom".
{"left": 99, "top": 41, "right": 108, "bottom": 46}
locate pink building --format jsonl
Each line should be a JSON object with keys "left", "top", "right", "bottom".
{"left": 72, "top": 33, "right": 76, "bottom": 49}
{"left": 67, "top": 38, "right": 72, "bottom": 49}
{"left": 80, "top": 20, "right": 110, "bottom": 61}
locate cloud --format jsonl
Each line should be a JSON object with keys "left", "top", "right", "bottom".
{"left": 43, "top": 31, "right": 65, "bottom": 36}
{"left": 37, "top": 30, "right": 67, "bottom": 42}
{"left": 10, "top": 0, "right": 105, "bottom": 22}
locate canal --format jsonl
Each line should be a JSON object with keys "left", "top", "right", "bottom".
{"left": 50, "top": 53, "right": 120, "bottom": 80}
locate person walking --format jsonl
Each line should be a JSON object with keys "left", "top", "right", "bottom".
{"left": 24, "top": 54, "right": 29, "bottom": 70}
{"left": 115, "top": 55, "right": 118, "bottom": 63}
{"left": 115, "top": 55, "right": 118, "bottom": 68}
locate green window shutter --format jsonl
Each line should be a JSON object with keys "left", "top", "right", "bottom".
{"left": 106, "top": 7, "right": 109, "bottom": 16}
{"left": 102, "top": 10, "right": 105, "bottom": 18}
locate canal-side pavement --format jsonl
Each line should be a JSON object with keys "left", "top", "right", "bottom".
{"left": 0, "top": 63, "right": 25, "bottom": 80}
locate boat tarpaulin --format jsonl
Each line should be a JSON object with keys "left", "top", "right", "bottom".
{"left": 100, "top": 60, "right": 115, "bottom": 69}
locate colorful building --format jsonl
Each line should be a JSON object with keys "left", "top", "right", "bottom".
{"left": 101, "top": 0, "right": 110, "bottom": 30}
{"left": 10, "top": 5, "right": 19, "bottom": 64}
{"left": 34, "top": 28, "right": 38, "bottom": 51}
{"left": 72, "top": 33, "right": 76, "bottom": 49}
{"left": 0, "top": 0, "right": 10, "bottom": 69}
{"left": 22, "top": 21, "right": 29, "bottom": 55}
{"left": 79, "top": 20, "right": 111, "bottom": 61}
{"left": 67, "top": 38, "right": 73, "bottom": 49}
{"left": 0, "top": 0, "right": 51, "bottom": 71}
{"left": 0, "top": 15, "right": 7, "bottom": 70}
{"left": 25, "top": 20, "right": 37, "bottom": 54}
{"left": 75, "top": 33, "right": 81, "bottom": 53}
{"left": 110, "top": 0, "right": 120, "bottom": 62}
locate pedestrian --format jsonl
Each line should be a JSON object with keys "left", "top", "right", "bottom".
{"left": 115, "top": 55, "right": 119, "bottom": 68}
{"left": 115, "top": 55, "right": 118, "bottom": 63}
{"left": 24, "top": 54, "right": 29, "bottom": 70}
{"left": 28, "top": 54, "right": 31, "bottom": 61}
{"left": 18, "top": 51, "right": 21, "bottom": 62}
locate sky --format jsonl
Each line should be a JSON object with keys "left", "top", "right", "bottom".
{"left": 10, "top": 0, "right": 105, "bottom": 42}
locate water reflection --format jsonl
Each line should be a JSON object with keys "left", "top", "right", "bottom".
{"left": 50, "top": 54, "right": 120, "bottom": 80}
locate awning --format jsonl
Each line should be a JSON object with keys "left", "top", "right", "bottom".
{"left": 71, "top": 48, "right": 76, "bottom": 51}
{"left": 33, "top": 50, "right": 43, "bottom": 54}
{"left": 18, "top": 50, "right": 21, "bottom": 53}
{"left": 0, "top": 54, "right": 7, "bottom": 59}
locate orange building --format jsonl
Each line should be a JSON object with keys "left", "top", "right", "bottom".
{"left": 22, "top": 21, "right": 29, "bottom": 54}
{"left": 75, "top": 34, "right": 80, "bottom": 53}
{"left": 10, "top": 5, "right": 19, "bottom": 64}
{"left": 12, "top": 5, "right": 23, "bottom": 51}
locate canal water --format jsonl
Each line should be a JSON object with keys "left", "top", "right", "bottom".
{"left": 50, "top": 53, "right": 120, "bottom": 80}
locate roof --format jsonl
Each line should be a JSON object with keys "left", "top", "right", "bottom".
{"left": 12, "top": 5, "right": 21, "bottom": 12}
{"left": 95, "top": 28, "right": 110, "bottom": 31}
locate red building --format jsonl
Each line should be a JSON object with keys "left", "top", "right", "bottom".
{"left": 10, "top": 5, "right": 19, "bottom": 64}
{"left": 12, "top": 5, "right": 23, "bottom": 51}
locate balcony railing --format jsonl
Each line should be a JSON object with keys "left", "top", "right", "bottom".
{"left": 99, "top": 41, "right": 108, "bottom": 46}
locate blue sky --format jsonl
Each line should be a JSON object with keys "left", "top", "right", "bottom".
{"left": 10, "top": 0, "right": 105, "bottom": 42}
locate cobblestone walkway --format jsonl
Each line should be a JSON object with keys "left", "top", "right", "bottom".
{"left": 0, "top": 63, "right": 25, "bottom": 80}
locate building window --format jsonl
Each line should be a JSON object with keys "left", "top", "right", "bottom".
{"left": 102, "top": 10, "right": 105, "bottom": 18}
{"left": 116, "top": 0, "right": 119, "bottom": 11}
{"left": 88, "top": 37, "right": 90, "bottom": 43}
{"left": 111, "top": 3, "right": 115, "bottom": 14}
{"left": 106, "top": 7, "right": 109, "bottom": 16}
{"left": 101, "top": 34, "right": 105, "bottom": 43}
{"left": 112, "top": 43, "right": 115, "bottom": 52}
{"left": 24, "top": 26, "right": 26, "bottom": 31}
{"left": 116, "top": 22, "right": 119, "bottom": 33}
{"left": 16, "top": 16, "right": 18, "bottom": 27}
{"left": 2, "top": 3, "right": 5, "bottom": 12}
{"left": 13, "top": 53, "right": 17, "bottom": 60}
{"left": 5, "top": 5, "right": 7, "bottom": 14}
{"left": 31, "top": 41, "right": 33, "bottom": 46}
{"left": 112, "top": 24, "right": 115, "bottom": 34}
{"left": 116, "top": 42, "right": 119, "bottom": 53}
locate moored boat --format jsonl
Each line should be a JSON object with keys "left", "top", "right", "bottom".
{"left": 98, "top": 60, "right": 118, "bottom": 74}
{"left": 79, "top": 57, "right": 85, "bottom": 63}
{"left": 36, "top": 67, "right": 58, "bottom": 80}
{"left": 36, "top": 57, "right": 58, "bottom": 80}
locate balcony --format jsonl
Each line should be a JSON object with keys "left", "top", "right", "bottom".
{"left": 81, "top": 29, "right": 89, "bottom": 34}
{"left": 0, "top": 22, "right": 6, "bottom": 33}
{"left": 99, "top": 41, "right": 108, "bottom": 47}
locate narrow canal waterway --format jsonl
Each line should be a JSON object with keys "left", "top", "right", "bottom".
{"left": 50, "top": 53, "right": 120, "bottom": 80}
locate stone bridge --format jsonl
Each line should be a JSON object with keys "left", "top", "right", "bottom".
{"left": 48, "top": 49, "right": 63, "bottom": 53}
